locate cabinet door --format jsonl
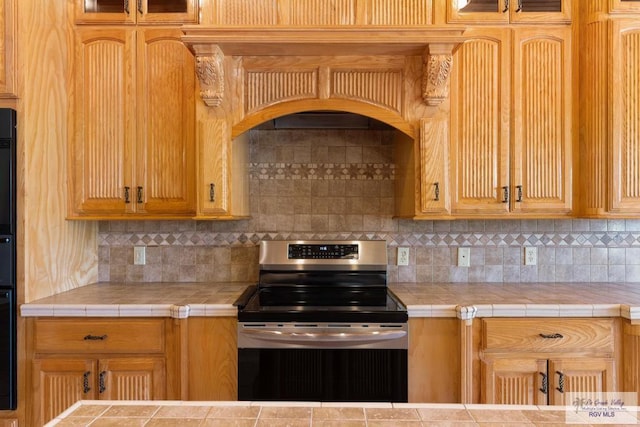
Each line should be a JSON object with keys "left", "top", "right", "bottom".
{"left": 450, "top": 28, "right": 511, "bottom": 215}
{"left": 511, "top": 27, "right": 572, "bottom": 215}
{"left": 610, "top": 0, "right": 640, "bottom": 13}
{"left": 482, "top": 358, "right": 547, "bottom": 405}
{"left": 610, "top": 21, "right": 640, "bottom": 213}
{"left": 136, "top": 28, "right": 196, "bottom": 216}
{"left": 419, "top": 117, "right": 450, "bottom": 215}
{"left": 98, "top": 357, "right": 166, "bottom": 400}
{"left": 548, "top": 358, "right": 615, "bottom": 406}
{"left": 32, "top": 358, "right": 97, "bottom": 426}
{"left": 198, "top": 119, "right": 232, "bottom": 216}
{"left": 75, "top": 0, "right": 198, "bottom": 24}
{"left": 509, "top": 0, "right": 571, "bottom": 24}
{"left": 0, "top": 0, "right": 15, "bottom": 97}
{"left": 71, "top": 28, "right": 136, "bottom": 217}
{"left": 447, "top": 0, "right": 510, "bottom": 24}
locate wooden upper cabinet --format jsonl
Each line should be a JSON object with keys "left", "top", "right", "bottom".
{"left": 71, "top": 28, "right": 136, "bottom": 216}
{"left": 450, "top": 27, "right": 572, "bottom": 217}
{"left": 75, "top": 0, "right": 198, "bottom": 24}
{"left": 450, "top": 28, "right": 511, "bottom": 216}
{"left": 447, "top": 0, "right": 571, "bottom": 24}
{"left": 610, "top": 0, "right": 640, "bottom": 13}
{"left": 511, "top": 27, "right": 572, "bottom": 215}
{"left": 136, "top": 28, "right": 196, "bottom": 216}
{"left": 0, "top": 0, "right": 15, "bottom": 97}
{"left": 610, "top": 21, "right": 640, "bottom": 213}
{"left": 419, "top": 118, "right": 451, "bottom": 216}
{"left": 70, "top": 28, "right": 196, "bottom": 218}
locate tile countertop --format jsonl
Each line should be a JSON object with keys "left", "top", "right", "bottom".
{"left": 19, "top": 281, "right": 640, "bottom": 320}
{"left": 46, "top": 400, "right": 640, "bottom": 426}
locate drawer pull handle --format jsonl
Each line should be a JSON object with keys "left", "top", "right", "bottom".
{"left": 539, "top": 372, "right": 548, "bottom": 394}
{"left": 556, "top": 371, "right": 565, "bottom": 393}
{"left": 99, "top": 371, "right": 106, "bottom": 394}
{"left": 434, "top": 182, "right": 440, "bottom": 201}
{"left": 84, "top": 334, "right": 108, "bottom": 341}
{"left": 539, "top": 333, "right": 563, "bottom": 339}
{"left": 83, "top": 371, "right": 91, "bottom": 394}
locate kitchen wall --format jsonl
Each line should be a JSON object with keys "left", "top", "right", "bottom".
{"left": 98, "top": 127, "right": 640, "bottom": 284}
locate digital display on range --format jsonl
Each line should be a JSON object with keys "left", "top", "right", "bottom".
{"left": 288, "top": 244, "right": 359, "bottom": 259}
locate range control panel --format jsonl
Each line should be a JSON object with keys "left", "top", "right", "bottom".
{"left": 288, "top": 244, "right": 359, "bottom": 259}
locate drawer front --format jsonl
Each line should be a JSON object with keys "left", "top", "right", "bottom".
{"left": 34, "top": 319, "right": 165, "bottom": 353}
{"left": 482, "top": 318, "right": 615, "bottom": 353}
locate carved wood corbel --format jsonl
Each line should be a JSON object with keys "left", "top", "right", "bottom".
{"left": 422, "top": 44, "right": 456, "bottom": 107}
{"left": 194, "top": 45, "right": 225, "bottom": 107}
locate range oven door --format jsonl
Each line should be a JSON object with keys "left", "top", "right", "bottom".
{"left": 237, "top": 323, "right": 408, "bottom": 402}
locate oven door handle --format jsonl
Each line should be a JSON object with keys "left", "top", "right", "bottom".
{"left": 241, "top": 328, "right": 407, "bottom": 344}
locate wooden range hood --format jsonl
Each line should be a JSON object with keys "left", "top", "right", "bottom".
{"left": 182, "top": 27, "right": 466, "bottom": 137}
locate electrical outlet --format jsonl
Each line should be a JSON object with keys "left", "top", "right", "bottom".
{"left": 397, "top": 247, "right": 410, "bottom": 266}
{"left": 458, "top": 247, "right": 470, "bottom": 267}
{"left": 525, "top": 247, "right": 537, "bottom": 266}
{"left": 134, "top": 246, "right": 146, "bottom": 265}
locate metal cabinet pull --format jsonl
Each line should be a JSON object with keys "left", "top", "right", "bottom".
{"left": 99, "top": 371, "right": 106, "bottom": 394}
{"left": 209, "top": 183, "right": 216, "bottom": 202}
{"left": 434, "top": 182, "right": 440, "bottom": 201}
{"left": 137, "top": 0, "right": 143, "bottom": 15}
{"left": 137, "top": 186, "right": 144, "bottom": 204}
{"left": 516, "top": 185, "right": 523, "bottom": 202}
{"left": 556, "top": 371, "right": 565, "bottom": 393}
{"left": 124, "top": 186, "right": 131, "bottom": 204}
{"left": 124, "top": 0, "right": 130, "bottom": 14}
{"left": 501, "top": 186, "right": 509, "bottom": 203}
{"left": 539, "top": 333, "right": 563, "bottom": 339}
{"left": 503, "top": 0, "right": 509, "bottom": 13}
{"left": 83, "top": 334, "right": 108, "bottom": 341}
{"left": 539, "top": 372, "right": 548, "bottom": 394}
{"left": 83, "top": 371, "right": 91, "bottom": 394}
{"left": 516, "top": 0, "right": 523, "bottom": 12}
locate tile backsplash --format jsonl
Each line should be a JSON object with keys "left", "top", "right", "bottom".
{"left": 98, "top": 128, "right": 640, "bottom": 284}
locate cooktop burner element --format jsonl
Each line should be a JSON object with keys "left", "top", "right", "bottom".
{"left": 234, "top": 240, "right": 407, "bottom": 323}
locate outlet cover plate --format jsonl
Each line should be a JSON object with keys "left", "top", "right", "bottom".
{"left": 134, "top": 246, "right": 146, "bottom": 265}
{"left": 397, "top": 247, "right": 409, "bottom": 266}
{"left": 525, "top": 247, "right": 537, "bottom": 266}
{"left": 458, "top": 247, "right": 470, "bottom": 267}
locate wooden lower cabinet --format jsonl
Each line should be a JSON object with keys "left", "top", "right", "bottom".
{"left": 27, "top": 318, "right": 175, "bottom": 426}
{"left": 482, "top": 357, "right": 615, "bottom": 405}
{"left": 32, "top": 357, "right": 165, "bottom": 423}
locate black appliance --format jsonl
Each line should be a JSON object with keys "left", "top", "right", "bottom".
{"left": 234, "top": 240, "right": 408, "bottom": 402}
{"left": 0, "top": 108, "right": 16, "bottom": 410}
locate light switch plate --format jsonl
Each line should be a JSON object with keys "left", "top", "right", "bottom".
{"left": 397, "top": 247, "right": 410, "bottom": 266}
{"left": 134, "top": 246, "right": 146, "bottom": 265}
{"left": 458, "top": 247, "right": 470, "bottom": 267}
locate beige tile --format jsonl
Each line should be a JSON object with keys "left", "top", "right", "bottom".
{"left": 367, "top": 422, "right": 423, "bottom": 427}
{"left": 66, "top": 405, "right": 110, "bottom": 417}
{"left": 53, "top": 417, "right": 98, "bottom": 427}
{"left": 365, "top": 408, "right": 420, "bottom": 420}
{"left": 90, "top": 418, "right": 149, "bottom": 427}
{"left": 202, "top": 419, "right": 258, "bottom": 427}
{"left": 207, "top": 406, "right": 261, "bottom": 418}
{"left": 256, "top": 418, "right": 311, "bottom": 427}
{"left": 312, "top": 421, "right": 366, "bottom": 427}
{"left": 468, "top": 409, "right": 533, "bottom": 424}
{"left": 521, "top": 409, "right": 568, "bottom": 424}
{"left": 153, "top": 405, "right": 212, "bottom": 418}
{"left": 417, "top": 408, "right": 475, "bottom": 422}
{"left": 312, "top": 407, "right": 365, "bottom": 420}
{"left": 101, "top": 404, "right": 160, "bottom": 417}
{"left": 145, "top": 419, "right": 204, "bottom": 427}
{"left": 259, "top": 406, "right": 313, "bottom": 419}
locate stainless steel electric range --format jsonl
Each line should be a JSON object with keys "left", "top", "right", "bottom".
{"left": 234, "top": 240, "right": 408, "bottom": 402}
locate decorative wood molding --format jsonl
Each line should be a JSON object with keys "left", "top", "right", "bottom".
{"left": 194, "top": 45, "right": 225, "bottom": 107}
{"left": 423, "top": 45, "right": 457, "bottom": 106}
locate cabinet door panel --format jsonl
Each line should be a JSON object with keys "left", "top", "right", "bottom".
{"left": 99, "top": 357, "right": 166, "bottom": 400}
{"left": 610, "top": 21, "right": 640, "bottom": 213}
{"left": 548, "top": 358, "right": 615, "bottom": 406}
{"left": 198, "top": 119, "right": 231, "bottom": 216}
{"left": 419, "top": 117, "right": 450, "bottom": 215}
{"left": 482, "top": 358, "right": 547, "bottom": 405}
{"left": 136, "top": 29, "right": 195, "bottom": 215}
{"left": 32, "top": 359, "right": 97, "bottom": 425}
{"left": 71, "top": 29, "right": 136, "bottom": 216}
{"left": 511, "top": 28, "right": 572, "bottom": 214}
{"left": 451, "top": 28, "right": 510, "bottom": 215}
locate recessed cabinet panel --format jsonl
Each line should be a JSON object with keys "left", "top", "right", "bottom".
{"left": 450, "top": 28, "right": 510, "bottom": 215}
{"left": 75, "top": 0, "right": 198, "bottom": 24}
{"left": 71, "top": 29, "right": 136, "bottom": 216}
{"left": 610, "top": 0, "right": 640, "bottom": 13}
{"left": 447, "top": 0, "right": 570, "bottom": 23}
